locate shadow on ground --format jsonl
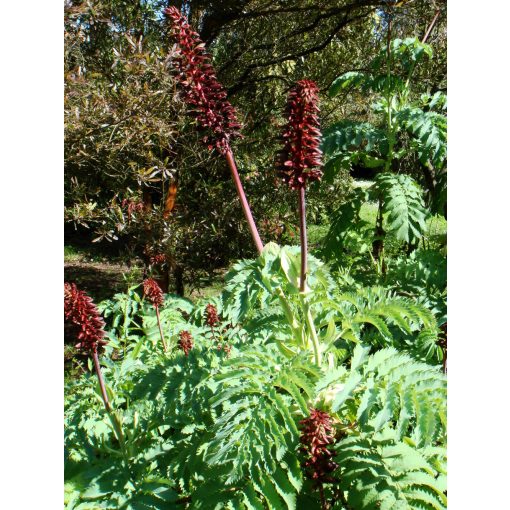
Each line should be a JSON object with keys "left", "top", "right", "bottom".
{"left": 64, "top": 261, "right": 142, "bottom": 303}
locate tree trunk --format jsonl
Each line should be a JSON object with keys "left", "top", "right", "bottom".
{"left": 372, "top": 198, "right": 385, "bottom": 261}
{"left": 174, "top": 264, "right": 184, "bottom": 296}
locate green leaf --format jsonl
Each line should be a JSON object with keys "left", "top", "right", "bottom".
{"left": 332, "top": 371, "right": 362, "bottom": 411}
{"left": 373, "top": 173, "right": 429, "bottom": 243}
{"left": 329, "top": 71, "right": 369, "bottom": 97}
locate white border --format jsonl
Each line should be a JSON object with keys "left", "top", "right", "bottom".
{"left": 448, "top": 0, "right": 510, "bottom": 507}
{"left": 0, "top": 0, "right": 62, "bottom": 507}
{"left": 2, "top": 0, "right": 510, "bottom": 507}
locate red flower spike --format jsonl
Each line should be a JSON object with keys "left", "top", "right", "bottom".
{"left": 143, "top": 278, "right": 164, "bottom": 308}
{"left": 299, "top": 408, "right": 338, "bottom": 485}
{"left": 205, "top": 303, "right": 220, "bottom": 328}
{"left": 165, "top": 6, "right": 242, "bottom": 154}
{"left": 277, "top": 80, "right": 323, "bottom": 190}
{"left": 64, "top": 282, "right": 107, "bottom": 354}
{"left": 149, "top": 253, "right": 166, "bottom": 266}
{"left": 178, "top": 330, "right": 193, "bottom": 356}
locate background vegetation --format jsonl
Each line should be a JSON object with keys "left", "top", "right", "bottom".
{"left": 65, "top": 0, "right": 446, "bottom": 297}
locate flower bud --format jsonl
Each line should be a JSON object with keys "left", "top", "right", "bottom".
{"left": 299, "top": 408, "right": 338, "bottom": 484}
{"left": 178, "top": 330, "right": 193, "bottom": 356}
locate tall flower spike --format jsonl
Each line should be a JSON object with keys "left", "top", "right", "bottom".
{"left": 64, "top": 282, "right": 107, "bottom": 353}
{"left": 165, "top": 6, "right": 264, "bottom": 254}
{"left": 143, "top": 278, "right": 167, "bottom": 351}
{"left": 299, "top": 408, "right": 338, "bottom": 485}
{"left": 165, "top": 6, "right": 241, "bottom": 154}
{"left": 277, "top": 80, "right": 323, "bottom": 190}
{"left": 277, "top": 79, "right": 323, "bottom": 303}
{"left": 64, "top": 282, "right": 110, "bottom": 410}
{"left": 143, "top": 278, "right": 164, "bottom": 308}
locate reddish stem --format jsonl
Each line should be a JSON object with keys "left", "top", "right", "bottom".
{"left": 92, "top": 350, "right": 111, "bottom": 412}
{"left": 319, "top": 484, "right": 327, "bottom": 510}
{"left": 421, "top": 9, "right": 441, "bottom": 44}
{"left": 225, "top": 148, "right": 264, "bottom": 254}
{"left": 298, "top": 186, "right": 308, "bottom": 292}
{"left": 155, "top": 306, "right": 168, "bottom": 352}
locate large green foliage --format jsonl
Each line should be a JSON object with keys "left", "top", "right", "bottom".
{"left": 375, "top": 173, "right": 429, "bottom": 244}
{"left": 221, "top": 243, "right": 441, "bottom": 365}
{"left": 65, "top": 281, "right": 446, "bottom": 509}
{"left": 327, "top": 346, "right": 447, "bottom": 509}
{"left": 323, "top": 171, "right": 429, "bottom": 266}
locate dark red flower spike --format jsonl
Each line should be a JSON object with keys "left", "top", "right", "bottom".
{"left": 277, "top": 80, "right": 323, "bottom": 190}
{"left": 299, "top": 408, "right": 338, "bottom": 485}
{"left": 165, "top": 7, "right": 264, "bottom": 254}
{"left": 143, "top": 278, "right": 164, "bottom": 308}
{"left": 64, "top": 282, "right": 107, "bottom": 354}
{"left": 277, "top": 80, "right": 323, "bottom": 293}
{"left": 165, "top": 6, "right": 242, "bottom": 154}
{"left": 64, "top": 282, "right": 110, "bottom": 410}
{"left": 178, "top": 330, "right": 193, "bottom": 356}
{"left": 205, "top": 303, "right": 220, "bottom": 328}
{"left": 143, "top": 278, "right": 167, "bottom": 352}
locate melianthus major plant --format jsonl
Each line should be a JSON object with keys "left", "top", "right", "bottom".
{"left": 322, "top": 35, "right": 447, "bottom": 268}
{"left": 65, "top": 7, "right": 446, "bottom": 510}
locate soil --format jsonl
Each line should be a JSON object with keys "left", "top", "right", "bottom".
{"left": 64, "top": 261, "right": 142, "bottom": 303}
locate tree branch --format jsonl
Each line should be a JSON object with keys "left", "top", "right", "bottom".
{"left": 227, "top": 10, "right": 375, "bottom": 95}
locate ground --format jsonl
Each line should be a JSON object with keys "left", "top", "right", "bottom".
{"left": 64, "top": 245, "right": 224, "bottom": 303}
{"left": 65, "top": 208, "right": 446, "bottom": 303}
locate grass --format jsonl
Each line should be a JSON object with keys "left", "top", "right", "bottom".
{"left": 189, "top": 277, "right": 224, "bottom": 300}
{"left": 66, "top": 242, "right": 225, "bottom": 301}
{"left": 65, "top": 244, "right": 145, "bottom": 302}
{"left": 350, "top": 201, "right": 446, "bottom": 242}
{"left": 64, "top": 245, "right": 111, "bottom": 263}
{"left": 64, "top": 245, "right": 87, "bottom": 262}
{"left": 359, "top": 201, "right": 379, "bottom": 224}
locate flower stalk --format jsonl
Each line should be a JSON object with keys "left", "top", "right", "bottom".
{"left": 225, "top": 148, "right": 264, "bottom": 253}
{"left": 92, "top": 350, "right": 111, "bottom": 411}
{"left": 165, "top": 6, "right": 263, "bottom": 254}
{"left": 298, "top": 186, "right": 308, "bottom": 292}
{"left": 277, "top": 80, "right": 323, "bottom": 291}
{"left": 155, "top": 307, "right": 168, "bottom": 352}
{"left": 143, "top": 278, "right": 168, "bottom": 352}
{"left": 64, "top": 283, "right": 110, "bottom": 409}
{"left": 303, "top": 298, "right": 322, "bottom": 367}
